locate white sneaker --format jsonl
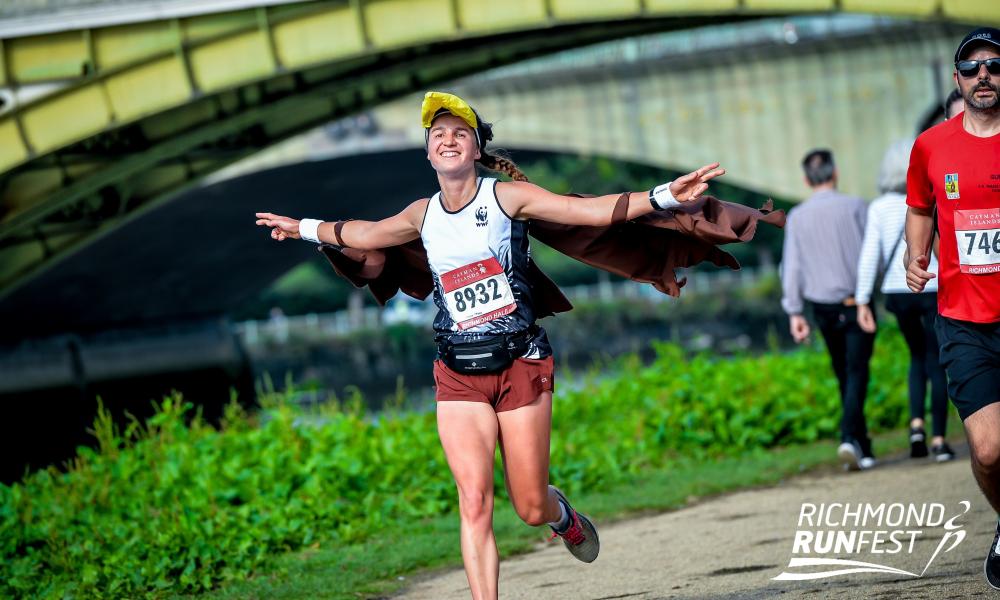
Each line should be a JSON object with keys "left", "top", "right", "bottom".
{"left": 838, "top": 442, "right": 861, "bottom": 471}
{"left": 859, "top": 456, "right": 876, "bottom": 470}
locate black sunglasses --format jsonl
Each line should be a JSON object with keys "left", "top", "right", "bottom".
{"left": 956, "top": 58, "right": 1000, "bottom": 78}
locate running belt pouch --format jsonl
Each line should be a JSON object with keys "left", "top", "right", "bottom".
{"left": 440, "top": 336, "right": 528, "bottom": 374}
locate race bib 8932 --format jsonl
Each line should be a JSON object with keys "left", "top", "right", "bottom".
{"left": 441, "top": 257, "right": 517, "bottom": 330}
{"left": 954, "top": 208, "right": 1000, "bottom": 275}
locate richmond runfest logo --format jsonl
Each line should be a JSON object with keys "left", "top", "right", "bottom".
{"left": 773, "top": 501, "right": 971, "bottom": 581}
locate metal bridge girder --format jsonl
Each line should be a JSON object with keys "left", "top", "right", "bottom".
{"left": 0, "top": 0, "right": 997, "bottom": 300}
{"left": 0, "top": 12, "right": 679, "bottom": 298}
{"left": 0, "top": 0, "right": 993, "bottom": 174}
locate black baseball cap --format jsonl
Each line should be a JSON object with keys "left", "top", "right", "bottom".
{"left": 955, "top": 27, "right": 1000, "bottom": 62}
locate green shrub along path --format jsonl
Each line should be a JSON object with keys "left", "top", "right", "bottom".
{"left": 1, "top": 329, "right": 918, "bottom": 599}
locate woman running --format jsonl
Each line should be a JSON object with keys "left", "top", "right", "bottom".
{"left": 255, "top": 91, "right": 724, "bottom": 600}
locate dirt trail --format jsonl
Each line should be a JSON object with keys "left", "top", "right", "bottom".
{"left": 395, "top": 446, "right": 997, "bottom": 599}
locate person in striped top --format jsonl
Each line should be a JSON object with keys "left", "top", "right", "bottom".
{"left": 855, "top": 139, "right": 953, "bottom": 462}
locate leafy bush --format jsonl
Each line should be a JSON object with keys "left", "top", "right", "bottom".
{"left": 1, "top": 394, "right": 451, "bottom": 598}
{"left": 550, "top": 332, "right": 907, "bottom": 488}
{"left": 1, "top": 329, "right": 908, "bottom": 598}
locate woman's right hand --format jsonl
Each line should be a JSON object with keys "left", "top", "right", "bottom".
{"left": 856, "top": 304, "right": 877, "bottom": 334}
{"left": 255, "top": 212, "right": 300, "bottom": 241}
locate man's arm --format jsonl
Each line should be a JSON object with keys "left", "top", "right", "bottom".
{"left": 780, "top": 212, "right": 803, "bottom": 315}
{"left": 904, "top": 205, "right": 936, "bottom": 293}
{"left": 780, "top": 213, "right": 811, "bottom": 343}
{"left": 903, "top": 136, "right": 936, "bottom": 293}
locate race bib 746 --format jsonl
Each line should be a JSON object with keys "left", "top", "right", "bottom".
{"left": 954, "top": 208, "right": 1000, "bottom": 275}
{"left": 441, "top": 257, "right": 517, "bottom": 330}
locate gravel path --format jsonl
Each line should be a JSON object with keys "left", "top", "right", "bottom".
{"left": 395, "top": 444, "right": 998, "bottom": 599}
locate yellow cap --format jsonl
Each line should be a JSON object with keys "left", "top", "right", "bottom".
{"left": 421, "top": 91, "right": 479, "bottom": 130}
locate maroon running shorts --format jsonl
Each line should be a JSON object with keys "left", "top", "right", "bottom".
{"left": 433, "top": 356, "right": 555, "bottom": 412}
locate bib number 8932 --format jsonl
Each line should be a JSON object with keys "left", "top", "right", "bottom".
{"left": 452, "top": 279, "right": 503, "bottom": 313}
{"left": 441, "top": 257, "right": 517, "bottom": 329}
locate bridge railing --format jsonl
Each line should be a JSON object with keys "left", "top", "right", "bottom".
{"left": 234, "top": 265, "right": 776, "bottom": 347}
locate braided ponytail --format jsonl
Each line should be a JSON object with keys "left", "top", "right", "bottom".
{"left": 478, "top": 151, "right": 530, "bottom": 182}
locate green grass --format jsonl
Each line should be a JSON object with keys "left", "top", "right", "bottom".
{"left": 2, "top": 329, "right": 918, "bottom": 599}
{"left": 193, "top": 430, "right": 914, "bottom": 600}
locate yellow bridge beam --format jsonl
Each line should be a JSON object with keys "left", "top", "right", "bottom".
{"left": 0, "top": 0, "right": 993, "bottom": 176}
{"left": 0, "top": 0, "right": 996, "bottom": 298}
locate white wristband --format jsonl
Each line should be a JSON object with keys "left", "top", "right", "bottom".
{"left": 299, "top": 218, "right": 323, "bottom": 243}
{"left": 649, "top": 181, "right": 681, "bottom": 210}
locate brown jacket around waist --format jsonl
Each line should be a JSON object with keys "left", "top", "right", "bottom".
{"left": 318, "top": 193, "right": 785, "bottom": 318}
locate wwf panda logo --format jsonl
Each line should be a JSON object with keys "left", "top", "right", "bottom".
{"left": 475, "top": 206, "right": 488, "bottom": 227}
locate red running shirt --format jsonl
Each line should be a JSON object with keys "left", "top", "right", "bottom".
{"left": 907, "top": 115, "right": 1000, "bottom": 323}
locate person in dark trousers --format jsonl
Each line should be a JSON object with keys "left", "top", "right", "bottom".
{"left": 855, "top": 140, "right": 953, "bottom": 462}
{"left": 781, "top": 149, "right": 876, "bottom": 471}
{"left": 905, "top": 27, "right": 1000, "bottom": 591}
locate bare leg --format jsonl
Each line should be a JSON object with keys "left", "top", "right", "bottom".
{"left": 496, "top": 391, "right": 562, "bottom": 527}
{"left": 964, "top": 403, "right": 1000, "bottom": 514}
{"left": 437, "top": 401, "right": 500, "bottom": 600}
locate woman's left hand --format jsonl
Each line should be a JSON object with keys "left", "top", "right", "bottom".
{"left": 669, "top": 163, "right": 726, "bottom": 202}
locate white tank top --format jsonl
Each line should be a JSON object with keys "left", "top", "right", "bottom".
{"left": 420, "top": 177, "right": 550, "bottom": 357}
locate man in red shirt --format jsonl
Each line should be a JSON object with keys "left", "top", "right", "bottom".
{"left": 905, "top": 26, "right": 1000, "bottom": 590}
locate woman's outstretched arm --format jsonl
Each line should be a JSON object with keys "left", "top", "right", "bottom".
{"left": 255, "top": 198, "right": 428, "bottom": 250}
{"left": 497, "top": 163, "right": 725, "bottom": 226}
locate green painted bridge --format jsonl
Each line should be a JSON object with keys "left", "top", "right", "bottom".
{"left": 0, "top": 0, "right": 996, "bottom": 301}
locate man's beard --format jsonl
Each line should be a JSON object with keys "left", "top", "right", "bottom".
{"left": 964, "top": 79, "right": 1000, "bottom": 113}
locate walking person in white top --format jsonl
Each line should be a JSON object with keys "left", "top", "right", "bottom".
{"left": 855, "top": 140, "right": 954, "bottom": 462}
{"left": 254, "top": 91, "right": 725, "bottom": 600}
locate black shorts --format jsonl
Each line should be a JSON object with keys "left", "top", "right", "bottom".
{"left": 935, "top": 315, "right": 1000, "bottom": 421}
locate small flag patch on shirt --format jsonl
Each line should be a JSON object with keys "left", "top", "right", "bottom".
{"left": 945, "top": 173, "right": 960, "bottom": 200}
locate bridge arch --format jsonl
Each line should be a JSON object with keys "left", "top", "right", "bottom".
{"left": 0, "top": 0, "right": 995, "bottom": 296}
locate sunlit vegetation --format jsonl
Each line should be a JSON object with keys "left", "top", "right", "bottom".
{"left": 1, "top": 328, "right": 907, "bottom": 598}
